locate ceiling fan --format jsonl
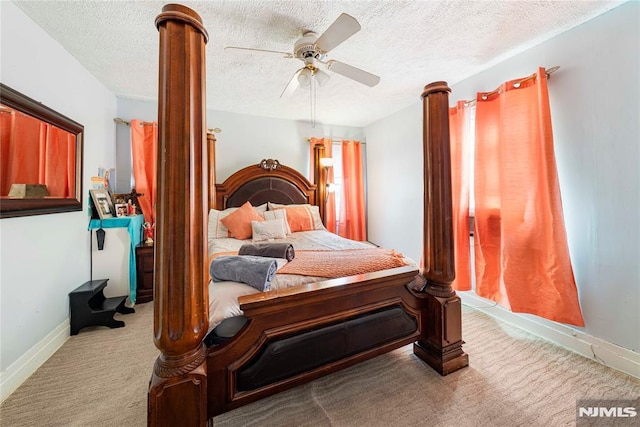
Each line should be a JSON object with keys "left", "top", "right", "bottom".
{"left": 225, "top": 13, "right": 380, "bottom": 98}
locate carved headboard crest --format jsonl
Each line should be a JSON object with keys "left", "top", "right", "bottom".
{"left": 259, "top": 159, "right": 281, "bottom": 171}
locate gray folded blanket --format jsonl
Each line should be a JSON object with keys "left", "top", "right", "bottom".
{"left": 238, "top": 242, "right": 295, "bottom": 262}
{"left": 210, "top": 255, "right": 277, "bottom": 292}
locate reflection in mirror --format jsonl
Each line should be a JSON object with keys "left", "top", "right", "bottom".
{"left": 1, "top": 105, "right": 77, "bottom": 197}
{"left": 0, "top": 83, "right": 83, "bottom": 218}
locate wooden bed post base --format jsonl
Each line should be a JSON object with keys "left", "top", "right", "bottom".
{"left": 412, "top": 81, "right": 469, "bottom": 376}
{"left": 148, "top": 346, "right": 208, "bottom": 426}
{"left": 412, "top": 291, "right": 469, "bottom": 375}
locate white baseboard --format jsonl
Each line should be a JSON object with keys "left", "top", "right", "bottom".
{"left": 459, "top": 291, "right": 640, "bottom": 379}
{"left": 0, "top": 319, "right": 69, "bottom": 403}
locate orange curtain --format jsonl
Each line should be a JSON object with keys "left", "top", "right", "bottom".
{"left": 449, "top": 101, "right": 472, "bottom": 291}
{"left": 474, "top": 67, "right": 584, "bottom": 326}
{"left": 0, "top": 110, "right": 17, "bottom": 195}
{"left": 339, "top": 140, "right": 366, "bottom": 241}
{"left": 309, "top": 137, "right": 336, "bottom": 232}
{"left": 131, "top": 120, "right": 158, "bottom": 224}
{"left": 41, "top": 126, "right": 76, "bottom": 197}
{"left": 0, "top": 109, "right": 74, "bottom": 197}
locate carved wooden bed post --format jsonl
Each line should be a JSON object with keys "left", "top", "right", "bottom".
{"left": 410, "top": 81, "right": 469, "bottom": 375}
{"left": 208, "top": 132, "right": 217, "bottom": 210}
{"left": 148, "top": 4, "right": 210, "bottom": 426}
{"left": 313, "top": 143, "right": 327, "bottom": 223}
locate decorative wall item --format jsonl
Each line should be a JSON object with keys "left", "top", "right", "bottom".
{"left": 0, "top": 83, "right": 84, "bottom": 218}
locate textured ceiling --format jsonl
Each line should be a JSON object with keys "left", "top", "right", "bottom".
{"left": 13, "top": 0, "right": 623, "bottom": 127}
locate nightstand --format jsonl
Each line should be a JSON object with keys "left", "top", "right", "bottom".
{"left": 135, "top": 243, "right": 154, "bottom": 303}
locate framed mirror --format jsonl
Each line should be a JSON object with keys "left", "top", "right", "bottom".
{"left": 0, "top": 83, "right": 84, "bottom": 218}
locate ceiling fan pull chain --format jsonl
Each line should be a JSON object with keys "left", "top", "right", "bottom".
{"left": 311, "top": 76, "right": 317, "bottom": 128}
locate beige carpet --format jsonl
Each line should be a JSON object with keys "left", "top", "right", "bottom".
{"left": 1, "top": 302, "right": 638, "bottom": 427}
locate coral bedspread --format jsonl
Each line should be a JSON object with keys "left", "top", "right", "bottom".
{"left": 278, "top": 248, "right": 407, "bottom": 277}
{"left": 207, "top": 230, "right": 415, "bottom": 331}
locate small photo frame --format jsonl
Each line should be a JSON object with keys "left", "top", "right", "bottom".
{"left": 115, "top": 203, "right": 128, "bottom": 217}
{"left": 111, "top": 193, "right": 129, "bottom": 205}
{"left": 90, "top": 189, "right": 114, "bottom": 219}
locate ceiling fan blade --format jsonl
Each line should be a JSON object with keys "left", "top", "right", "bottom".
{"left": 280, "top": 68, "right": 303, "bottom": 97}
{"left": 314, "top": 13, "right": 361, "bottom": 54}
{"left": 326, "top": 60, "right": 380, "bottom": 87}
{"left": 224, "top": 46, "right": 294, "bottom": 59}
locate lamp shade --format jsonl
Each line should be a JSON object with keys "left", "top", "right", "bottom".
{"left": 297, "top": 68, "right": 312, "bottom": 87}
{"left": 319, "top": 157, "right": 335, "bottom": 168}
{"left": 315, "top": 69, "right": 330, "bottom": 87}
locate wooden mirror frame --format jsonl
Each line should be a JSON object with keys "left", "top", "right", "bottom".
{"left": 0, "top": 83, "right": 84, "bottom": 218}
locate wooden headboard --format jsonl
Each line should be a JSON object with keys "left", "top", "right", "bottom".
{"left": 213, "top": 159, "right": 317, "bottom": 210}
{"left": 207, "top": 132, "right": 329, "bottom": 220}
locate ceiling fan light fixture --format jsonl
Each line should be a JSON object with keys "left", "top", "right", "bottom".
{"left": 297, "top": 68, "right": 312, "bottom": 87}
{"left": 314, "top": 69, "right": 330, "bottom": 87}
{"left": 245, "top": 12, "right": 379, "bottom": 126}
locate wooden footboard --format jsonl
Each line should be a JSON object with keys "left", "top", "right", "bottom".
{"left": 206, "top": 267, "right": 421, "bottom": 415}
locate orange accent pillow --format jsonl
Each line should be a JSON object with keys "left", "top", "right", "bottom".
{"left": 220, "top": 202, "right": 264, "bottom": 240}
{"left": 276, "top": 205, "right": 316, "bottom": 232}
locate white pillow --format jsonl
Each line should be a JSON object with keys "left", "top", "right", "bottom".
{"left": 208, "top": 203, "right": 266, "bottom": 240}
{"left": 263, "top": 209, "right": 291, "bottom": 234}
{"left": 253, "top": 203, "right": 268, "bottom": 213}
{"left": 251, "top": 219, "right": 287, "bottom": 242}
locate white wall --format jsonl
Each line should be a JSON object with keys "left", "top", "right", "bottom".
{"left": 0, "top": 0, "right": 117, "bottom": 392}
{"left": 116, "top": 98, "right": 364, "bottom": 184}
{"left": 365, "top": 2, "right": 639, "bottom": 353}
{"left": 366, "top": 104, "right": 424, "bottom": 261}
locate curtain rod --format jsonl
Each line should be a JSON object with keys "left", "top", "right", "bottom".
{"left": 464, "top": 66, "right": 560, "bottom": 106}
{"left": 305, "top": 137, "right": 366, "bottom": 144}
{"left": 113, "top": 118, "right": 154, "bottom": 126}
{"left": 113, "top": 117, "right": 221, "bottom": 133}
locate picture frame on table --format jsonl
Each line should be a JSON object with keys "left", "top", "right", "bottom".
{"left": 90, "top": 189, "right": 114, "bottom": 219}
{"left": 112, "top": 190, "right": 143, "bottom": 216}
{"left": 115, "top": 203, "right": 128, "bottom": 217}
{"left": 111, "top": 193, "right": 128, "bottom": 205}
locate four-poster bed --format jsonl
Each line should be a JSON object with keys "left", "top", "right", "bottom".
{"left": 148, "top": 5, "right": 468, "bottom": 426}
